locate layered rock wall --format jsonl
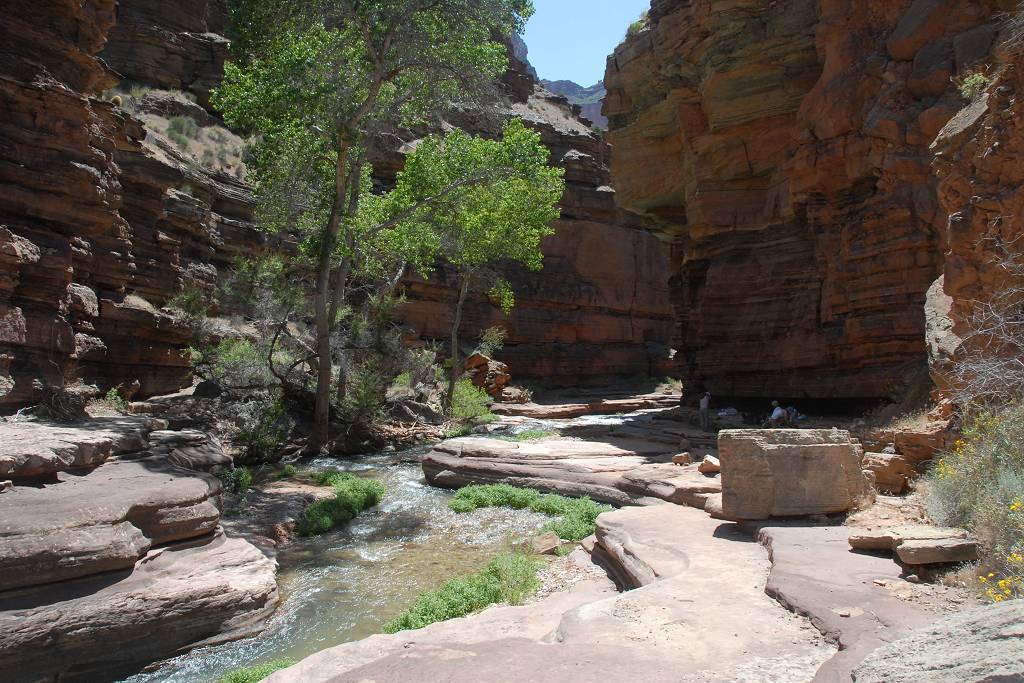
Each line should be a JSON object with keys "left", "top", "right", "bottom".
{"left": 606, "top": 0, "right": 1008, "bottom": 400}
{"left": 0, "top": 0, "right": 674, "bottom": 410}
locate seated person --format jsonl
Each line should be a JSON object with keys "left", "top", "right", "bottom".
{"left": 768, "top": 400, "right": 787, "bottom": 427}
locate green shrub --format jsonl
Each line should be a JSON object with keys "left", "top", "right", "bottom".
{"left": 626, "top": 10, "right": 649, "bottom": 37}
{"left": 235, "top": 396, "right": 289, "bottom": 461}
{"left": 168, "top": 130, "right": 191, "bottom": 151}
{"left": 225, "top": 466, "right": 253, "bottom": 494}
{"left": 449, "top": 484, "right": 612, "bottom": 541}
{"left": 382, "top": 552, "right": 540, "bottom": 633}
{"left": 475, "top": 326, "right": 507, "bottom": 358}
{"left": 217, "top": 658, "right": 296, "bottom": 683}
{"left": 958, "top": 71, "right": 991, "bottom": 100}
{"left": 282, "top": 464, "right": 297, "bottom": 478}
{"left": 169, "top": 115, "right": 200, "bottom": 139}
{"left": 297, "top": 471, "right": 385, "bottom": 536}
{"left": 926, "top": 404, "right": 1024, "bottom": 601}
{"left": 497, "top": 428, "right": 556, "bottom": 442}
{"left": 340, "top": 361, "right": 387, "bottom": 425}
{"left": 103, "top": 387, "right": 129, "bottom": 413}
{"left": 443, "top": 424, "right": 473, "bottom": 439}
{"left": 451, "top": 378, "right": 493, "bottom": 421}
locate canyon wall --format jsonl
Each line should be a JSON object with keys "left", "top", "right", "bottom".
{"left": 606, "top": 0, "right": 1011, "bottom": 401}
{"left": 0, "top": 0, "right": 674, "bottom": 410}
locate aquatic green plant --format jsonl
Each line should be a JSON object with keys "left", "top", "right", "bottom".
{"left": 297, "top": 471, "right": 385, "bottom": 536}
{"left": 449, "top": 484, "right": 611, "bottom": 541}
{"left": 217, "top": 658, "right": 297, "bottom": 683}
{"left": 382, "top": 552, "right": 541, "bottom": 633}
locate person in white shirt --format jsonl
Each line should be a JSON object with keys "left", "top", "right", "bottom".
{"left": 769, "top": 400, "right": 787, "bottom": 427}
{"left": 699, "top": 392, "right": 711, "bottom": 431}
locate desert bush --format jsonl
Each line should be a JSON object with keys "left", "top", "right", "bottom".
{"left": 102, "top": 387, "right": 129, "bottom": 413}
{"left": 626, "top": 10, "right": 649, "bottom": 37}
{"left": 282, "top": 464, "right": 297, "bottom": 478}
{"left": 217, "top": 658, "right": 296, "bottom": 683}
{"left": 224, "top": 466, "right": 253, "bottom": 494}
{"left": 956, "top": 70, "right": 991, "bottom": 100}
{"left": 451, "top": 378, "right": 493, "bottom": 421}
{"left": 475, "top": 326, "right": 507, "bottom": 358}
{"left": 168, "top": 130, "right": 191, "bottom": 151}
{"left": 382, "top": 552, "right": 540, "bottom": 633}
{"left": 297, "top": 471, "right": 385, "bottom": 536}
{"left": 449, "top": 484, "right": 612, "bottom": 541}
{"left": 442, "top": 424, "right": 473, "bottom": 439}
{"left": 33, "top": 382, "right": 88, "bottom": 422}
{"left": 169, "top": 115, "right": 200, "bottom": 139}
{"left": 926, "top": 405, "right": 1024, "bottom": 601}
{"left": 339, "top": 360, "right": 387, "bottom": 425}
{"left": 234, "top": 395, "right": 290, "bottom": 461}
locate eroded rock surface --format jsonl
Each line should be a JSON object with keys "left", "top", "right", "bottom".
{"left": 853, "top": 600, "right": 1024, "bottom": 683}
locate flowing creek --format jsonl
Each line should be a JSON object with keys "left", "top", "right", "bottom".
{"left": 124, "top": 449, "right": 549, "bottom": 683}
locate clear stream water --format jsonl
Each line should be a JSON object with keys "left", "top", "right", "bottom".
{"left": 124, "top": 449, "right": 549, "bottom": 683}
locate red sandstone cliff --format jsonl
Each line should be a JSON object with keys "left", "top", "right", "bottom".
{"left": 0, "top": 0, "right": 674, "bottom": 410}
{"left": 606, "top": 0, "right": 1010, "bottom": 401}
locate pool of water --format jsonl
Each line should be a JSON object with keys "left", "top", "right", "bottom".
{"left": 124, "top": 451, "right": 548, "bottom": 683}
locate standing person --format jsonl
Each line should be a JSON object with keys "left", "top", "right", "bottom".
{"left": 699, "top": 392, "right": 711, "bottom": 431}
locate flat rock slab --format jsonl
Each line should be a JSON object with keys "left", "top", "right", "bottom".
{"left": 0, "top": 416, "right": 168, "bottom": 478}
{"left": 895, "top": 538, "right": 979, "bottom": 565}
{"left": 268, "top": 505, "right": 832, "bottom": 683}
{"left": 757, "top": 524, "right": 968, "bottom": 682}
{"left": 719, "top": 429, "right": 871, "bottom": 520}
{"left": 848, "top": 524, "right": 968, "bottom": 551}
{"left": 1, "top": 531, "right": 279, "bottom": 683}
{"left": 423, "top": 437, "right": 718, "bottom": 507}
{"left": 491, "top": 393, "right": 679, "bottom": 419}
{"left": 854, "top": 600, "right": 1024, "bottom": 682}
{"left": 0, "top": 458, "right": 221, "bottom": 590}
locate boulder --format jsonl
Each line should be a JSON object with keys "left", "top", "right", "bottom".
{"left": 718, "top": 429, "right": 872, "bottom": 520}
{"left": 532, "top": 531, "right": 561, "bottom": 555}
{"left": 698, "top": 455, "right": 720, "bottom": 474}
{"left": 853, "top": 600, "right": 1024, "bottom": 683}
{"left": 862, "top": 451, "right": 916, "bottom": 494}
{"left": 672, "top": 452, "right": 692, "bottom": 465}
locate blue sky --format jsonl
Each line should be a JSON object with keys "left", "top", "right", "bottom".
{"left": 523, "top": 0, "right": 651, "bottom": 85}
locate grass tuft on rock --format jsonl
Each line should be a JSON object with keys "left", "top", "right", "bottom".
{"left": 297, "top": 471, "right": 385, "bottom": 537}
{"left": 382, "top": 552, "right": 541, "bottom": 634}
{"left": 217, "top": 658, "right": 297, "bottom": 683}
{"left": 449, "top": 484, "right": 611, "bottom": 541}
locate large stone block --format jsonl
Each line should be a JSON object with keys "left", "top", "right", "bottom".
{"left": 718, "top": 429, "right": 871, "bottom": 520}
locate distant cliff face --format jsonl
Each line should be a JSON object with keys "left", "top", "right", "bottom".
{"left": 0, "top": 0, "right": 673, "bottom": 409}
{"left": 606, "top": 0, "right": 1006, "bottom": 401}
{"left": 541, "top": 80, "right": 608, "bottom": 129}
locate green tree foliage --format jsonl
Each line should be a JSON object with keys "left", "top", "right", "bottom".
{"left": 213, "top": 0, "right": 536, "bottom": 450}
{"left": 393, "top": 118, "right": 564, "bottom": 412}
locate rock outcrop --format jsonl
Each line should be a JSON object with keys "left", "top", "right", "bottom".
{"left": 853, "top": 600, "right": 1024, "bottom": 683}
{"left": 927, "top": 41, "right": 1024, "bottom": 395}
{"left": 605, "top": 0, "right": 1006, "bottom": 400}
{"left": 0, "top": 417, "right": 279, "bottom": 681}
{"left": 719, "top": 429, "right": 872, "bottom": 520}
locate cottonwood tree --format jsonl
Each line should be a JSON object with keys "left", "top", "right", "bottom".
{"left": 393, "top": 119, "right": 564, "bottom": 413}
{"left": 213, "top": 0, "right": 534, "bottom": 451}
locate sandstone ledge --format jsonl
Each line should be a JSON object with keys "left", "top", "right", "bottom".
{"left": 1, "top": 530, "right": 278, "bottom": 683}
{"left": 423, "top": 436, "right": 720, "bottom": 508}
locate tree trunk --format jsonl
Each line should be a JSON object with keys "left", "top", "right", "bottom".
{"left": 444, "top": 277, "right": 471, "bottom": 416}
{"left": 312, "top": 138, "right": 351, "bottom": 453}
